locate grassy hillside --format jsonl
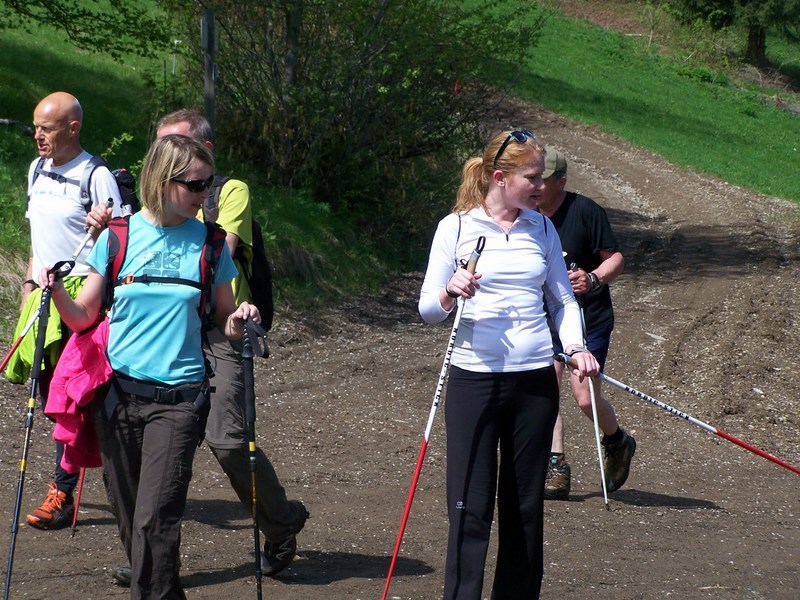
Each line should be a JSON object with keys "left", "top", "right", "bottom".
{"left": 493, "top": 3, "right": 800, "bottom": 202}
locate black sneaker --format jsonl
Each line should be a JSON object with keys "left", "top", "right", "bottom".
{"left": 544, "top": 455, "right": 571, "bottom": 501}
{"left": 112, "top": 566, "right": 131, "bottom": 587}
{"left": 261, "top": 500, "right": 309, "bottom": 577}
{"left": 603, "top": 429, "right": 636, "bottom": 492}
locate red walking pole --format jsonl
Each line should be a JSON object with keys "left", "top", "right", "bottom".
{"left": 70, "top": 468, "right": 86, "bottom": 538}
{"left": 382, "top": 236, "right": 485, "bottom": 600}
{"left": 0, "top": 312, "right": 39, "bottom": 373}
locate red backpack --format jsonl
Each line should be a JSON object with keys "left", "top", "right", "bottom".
{"left": 102, "top": 215, "right": 227, "bottom": 330}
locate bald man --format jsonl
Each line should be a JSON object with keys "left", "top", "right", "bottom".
{"left": 11, "top": 91, "right": 124, "bottom": 530}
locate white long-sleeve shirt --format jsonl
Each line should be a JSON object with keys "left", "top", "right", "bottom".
{"left": 418, "top": 207, "right": 583, "bottom": 373}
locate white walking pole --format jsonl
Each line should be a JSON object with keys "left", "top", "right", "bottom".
{"left": 382, "top": 236, "right": 486, "bottom": 600}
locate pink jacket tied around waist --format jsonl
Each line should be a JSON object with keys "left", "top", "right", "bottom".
{"left": 45, "top": 318, "right": 111, "bottom": 472}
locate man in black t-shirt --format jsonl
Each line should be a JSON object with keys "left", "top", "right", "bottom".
{"left": 537, "top": 146, "right": 635, "bottom": 500}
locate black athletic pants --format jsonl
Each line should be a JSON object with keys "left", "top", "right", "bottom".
{"left": 443, "top": 365, "right": 559, "bottom": 600}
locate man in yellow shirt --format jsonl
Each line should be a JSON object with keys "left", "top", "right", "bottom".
{"left": 154, "top": 109, "right": 309, "bottom": 578}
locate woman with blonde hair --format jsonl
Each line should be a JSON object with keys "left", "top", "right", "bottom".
{"left": 418, "top": 129, "right": 599, "bottom": 599}
{"left": 41, "top": 134, "right": 260, "bottom": 599}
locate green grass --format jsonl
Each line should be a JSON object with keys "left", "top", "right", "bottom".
{"left": 496, "top": 11, "right": 800, "bottom": 201}
{"left": 0, "top": 28, "right": 160, "bottom": 167}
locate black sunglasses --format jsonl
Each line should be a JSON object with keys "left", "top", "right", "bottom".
{"left": 171, "top": 175, "right": 215, "bottom": 193}
{"left": 493, "top": 130, "right": 536, "bottom": 168}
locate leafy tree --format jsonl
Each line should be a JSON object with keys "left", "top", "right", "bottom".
{"left": 0, "top": 0, "right": 171, "bottom": 60}
{"left": 668, "top": 0, "right": 800, "bottom": 66}
{"left": 161, "top": 0, "right": 548, "bottom": 241}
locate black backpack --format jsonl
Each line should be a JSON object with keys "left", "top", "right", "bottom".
{"left": 30, "top": 155, "right": 140, "bottom": 214}
{"left": 207, "top": 176, "right": 275, "bottom": 331}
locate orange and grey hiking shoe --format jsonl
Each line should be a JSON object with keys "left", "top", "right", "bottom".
{"left": 25, "top": 483, "right": 74, "bottom": 530}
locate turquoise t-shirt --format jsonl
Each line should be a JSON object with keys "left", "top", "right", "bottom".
{"left": 87, "top": 213, "right": 238, "bottom": 385}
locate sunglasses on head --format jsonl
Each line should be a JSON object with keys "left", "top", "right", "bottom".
{"left": 493, "top": 130, "right": 536, "bottom": 168}
{"left": 171, "top": 175, "right": 215, "bottom": 193}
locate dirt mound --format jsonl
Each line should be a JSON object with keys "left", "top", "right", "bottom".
{"left": 0, "top": 106, "right": 798, "bottom": 599}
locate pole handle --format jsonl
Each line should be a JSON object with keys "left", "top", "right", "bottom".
{"left": 242, "top": 318, "right": 269, "bottom": 360}
{"left": 465, "top": 236, "right": 485, "bottom": 274}
{"left": 554, "top": 352, "right": 577, "bottom": 368}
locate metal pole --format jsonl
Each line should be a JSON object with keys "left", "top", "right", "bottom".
{"left": 4, "top": 286, "right": 52, "bottom": 599}
{"left": 242, "top": 318, "right": 269, "bottom": 599}
{"left": 555, "top": 354, "right": 800, "bottom": 476}
{"left": 382, "top": 236, "right": 485, "bottom": 600}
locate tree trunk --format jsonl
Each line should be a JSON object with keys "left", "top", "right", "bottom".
{"left": 745, "top": 24, "right": 767, "bottom": 67}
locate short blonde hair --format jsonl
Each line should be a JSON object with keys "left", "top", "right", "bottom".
{"left": 139, "top": 135, "right": 214, "bottom": 221}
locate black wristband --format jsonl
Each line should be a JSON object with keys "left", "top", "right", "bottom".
{"left": 23, "top": 279, "right": 38, "bottom": 289}
{"left": 567, "top": 346, "right": 589, "bottom": 356}
{"left": 446, "top": 287, "right": 460, "bottom": 299}
{"left": 587, "top": 272, "right": 599, "bottom": 291}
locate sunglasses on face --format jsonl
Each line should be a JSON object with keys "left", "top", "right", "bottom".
{"left": 171, "top": 175, "right": 215, "bottom": 193}
{"left": 493, "top": 130, "right": 536, "bottom": 168}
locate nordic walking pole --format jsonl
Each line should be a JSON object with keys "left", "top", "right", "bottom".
{"left": 69, "top": 468, "right": 86, "bottom": 538}
{"left": 5, "top": 274, "right": 54, "bottom": 599}
{"left": 588, "top": 379, "right": 609, "bottom": 506}
{"left": 382, "top": 236, "right": 486, "bottom": 600}
{"left": 3, "top": 227, "right": 98, "bottom": 599}
{"left": 570, "top": 263, "right": 608, "bottom": 507}
{"left": 242, "top": 317, "right": 270, "bottom": 600}
{"left": 555, "top": 354, "right": 800, "bottom": 476}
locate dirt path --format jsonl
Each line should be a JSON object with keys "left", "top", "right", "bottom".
{"left": 0, "top": 107, "right": 798, "bottom": 599}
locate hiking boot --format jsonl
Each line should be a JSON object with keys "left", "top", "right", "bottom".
{"left": 262, "top": 500, "right": 309, "bottom": 577}
{"left": 25, "top": 483, "right": 74, "bottom": 530}
{"left": 112, "top": 566, "right": 132, "bottom": 587}
{"left": 544, "top": 455, "right": 571, "bottom": 501}
{"left": 603, "top": 429, "right": 636, "bottom": 492}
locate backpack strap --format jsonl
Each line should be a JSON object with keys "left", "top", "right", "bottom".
{"left": 198, "top": 221, "right": 227, "bottom": 329}
{"left": 203, "top": 175, "right": 230, "bottom": 224}
{"left": 104, "top": 216, "right": 203, "bottom": 306}
{"left": 33, "top": 158, "right": 80, "bottom": 185}
{"left": 79, "top": 155, "right": 109, "bottom": 214}
{"left": 28, "top": 157, "right": 81, "bottom": 210}
{"left": 104, "top": 216, "right": 131, "bottom": 310}
{"left": 28, "top": 155, "right": 107, "bottom": 214}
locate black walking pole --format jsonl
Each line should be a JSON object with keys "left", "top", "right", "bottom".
{"left": 3, "top": 284, "right": 51, "bottom": 600}
{"left": 3, "top": 257, "right": 81, "bottom": 600}
{"left": 242, "top": 317, "right": 269, "bottom": 599}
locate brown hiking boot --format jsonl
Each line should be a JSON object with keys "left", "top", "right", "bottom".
{"left": 544, "top": 455, "right": 571, "bottom": 500}
{"left": 603, "top": 429, "right": 636, "bottom": 492}
{"left": 26, "top": 483, "right": 74, "bottom": 530}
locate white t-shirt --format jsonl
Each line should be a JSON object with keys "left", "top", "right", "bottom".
{"left": 26, "top": 151, "right": 125, "bottom": 277}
